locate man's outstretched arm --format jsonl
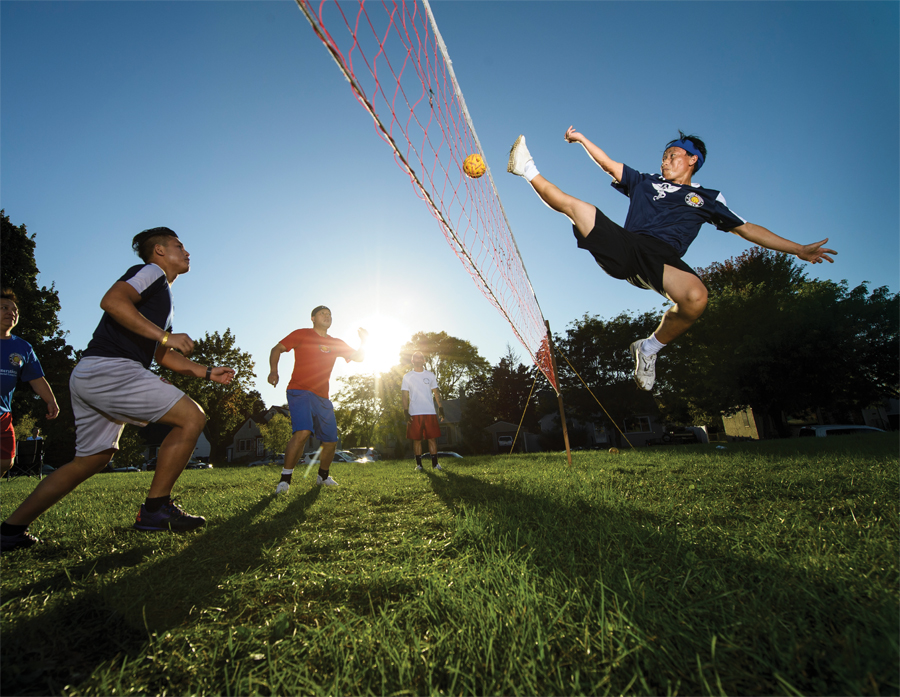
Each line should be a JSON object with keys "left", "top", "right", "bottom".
{"left": 564, "top": 126, "right": 624, "bottom": 183}
{"left": 731, "top": 223, "right": 837, "bottom": 264}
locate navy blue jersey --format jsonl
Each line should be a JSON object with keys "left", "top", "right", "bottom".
{"left": 613, "top": 165, "right": 746, "bottom": 256}
{"left": 0, "top": 335, "right": 44, "bottom": 413}
{"left": 82, "top": 264, "right": 174, "bottom": 369}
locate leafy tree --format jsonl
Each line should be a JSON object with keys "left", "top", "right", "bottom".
{"left": 1, "top": 211, "right": 77, "bottom": 464}
{"left": 333, "top": 374, "right": 380, "bottom": 448}
{"left": 661, "top": 249, "right": 899, "bottom": 433}
{"left": 699, "top": 245, "right": 808, "bottom": 296}
{"left": 372, "top": 365, "right": 410, "bottom": 458}
{"left": 553, "top": 311, "right": 660, "bottom": 433}
{"left": 400, "top": 331, "right": 489, "bottom": 398}
{"left": 115, "top": 426, "right": 148, "bottom": 469}
{"left": 155, "top": 329, "right": 258, "bottom": 459}
{"left": 490, "top": 346, "right": 543, "bottom": 429}
{"left": 258, "top": 413, "right": 292, "bottom": 456}
{"left": 457, "top": 373, "right": 493, "bottom": 454}
{"left": 556, "top": 311, "right": 659, "bottom": 394}
{"left": 458, "top": 346, "right": 545, "bottom": 453}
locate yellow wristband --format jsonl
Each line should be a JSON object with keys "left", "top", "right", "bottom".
{"left": 160, "top": 331, "right": 170, "bottom": 347}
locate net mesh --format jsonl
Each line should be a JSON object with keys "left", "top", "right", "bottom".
{"left": 294, "top": 0, "right": 557, "bottom": 391}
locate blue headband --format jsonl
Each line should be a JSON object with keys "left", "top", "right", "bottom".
{"left": 666, "top": 139, "right": 704, "bottom": 171}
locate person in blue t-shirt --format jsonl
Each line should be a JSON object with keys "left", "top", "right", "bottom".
{"left": 507, "top": 128, "right": 836, "bottom": 391}
{"left": 1, "top": 228, "right": 237, "bottom": 553}
{"left": 1, "top": 289, "right": 59, "bottom": 476}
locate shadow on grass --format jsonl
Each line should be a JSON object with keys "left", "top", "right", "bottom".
{"left": 0, "top": 486, "right": 321, "bottom": 696}
{"left": 423, "top": 468, "right": 898, "bottom": 695}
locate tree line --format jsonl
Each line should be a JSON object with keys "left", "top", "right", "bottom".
{"left": 3, "top": 210, "right": 896, "bottom": 464}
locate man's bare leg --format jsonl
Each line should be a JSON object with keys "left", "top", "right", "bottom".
{"left": 4, "top": 450, "right": 115, "bottom": 528}
{"left": 150, "top": 395, "right": 208, "bottom": 499}
{"left": 275, "top": 429, "right": 311, "bottom": 494}
{"left": 529, "top": 175, "right": 598, "bottom": 238}
{"left": 631, "top": 265, "right": 709, "bottom": 391}
{"left": 655, "top": 265, "right": 709, "bottom": 344}
{"left": 283, "top": 429, "right": 312, "bottom": 472}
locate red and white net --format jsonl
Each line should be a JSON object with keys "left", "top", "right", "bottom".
{"left": 294, "top": 0, "right": 557, "bottom": 392}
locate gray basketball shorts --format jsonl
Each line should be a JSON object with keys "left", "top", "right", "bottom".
{"left": 69, "top": 356, "right": 185, "bottom": 457}
{"left": 574, "top": 208, "right": 699, "bottom": 297}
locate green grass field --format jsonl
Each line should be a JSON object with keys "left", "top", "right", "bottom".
{"left": 1, "top": 434, "right": 897, "bottom": 696}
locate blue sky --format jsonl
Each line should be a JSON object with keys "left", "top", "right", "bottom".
{"left": 2, "top": 1, "right": 897, "bottom": 410}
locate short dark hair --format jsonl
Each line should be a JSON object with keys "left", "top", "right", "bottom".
{"left": 132, "top": 227, "right": 179, "bottom": 263}
{"left": 1, "top": 288, "right": 18, "bottom": 304}
{"left": 667, "top": 130, "right": 707, "bottom": 173}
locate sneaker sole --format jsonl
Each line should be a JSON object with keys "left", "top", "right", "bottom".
{"left": 507, "top": 135, "right": 524, "bottom": 173}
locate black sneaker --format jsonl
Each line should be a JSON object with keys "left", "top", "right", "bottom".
{"left": 133, "top": 500, "right": 205, "bottom": 532}
{"left": 1, "top": 529, "right": 39, "bottom": 553}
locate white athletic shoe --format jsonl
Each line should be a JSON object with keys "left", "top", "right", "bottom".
{"left": 432, "top": 463, "right": 443, "bottom": 471}
{"left": 629, "top": 340, "right": 657, "bottom": 391}
{"left": 415, "top": 464, "right": 423, "bottom": 472}
{"left": 316, "top": 475, "right": 339, "bottom": 487}
{"left": 507, "top": 135, "right": 534, "bottom": 177}
{"left": 275, "top": 481, "right": 290, "bottom": 496}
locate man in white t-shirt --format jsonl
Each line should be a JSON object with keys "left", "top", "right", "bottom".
{"left": 400, "top": 351, "right": 444, "bottom": 472}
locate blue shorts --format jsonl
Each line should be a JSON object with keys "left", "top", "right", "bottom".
{"left": 286, "top": 390, "right": 338, "bottom": 443}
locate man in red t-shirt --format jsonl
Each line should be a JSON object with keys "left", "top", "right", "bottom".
{"left": 267, "top": 306, "right": 367, "bottom": 493}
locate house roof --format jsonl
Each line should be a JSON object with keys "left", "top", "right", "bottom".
{"left": 484, "top": 420, "right": 519, "bottom": 433}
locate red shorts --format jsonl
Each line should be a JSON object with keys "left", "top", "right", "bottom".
{"left": 0, "top": 413, "right": 15, "bottom": 460}
{"left": 407, "top": 413, "right": 441, "bottom": 441}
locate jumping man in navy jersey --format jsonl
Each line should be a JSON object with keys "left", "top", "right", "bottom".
{"left": 507, "top": 128, "right": 836, "bottom": 391}
{"left": 1, "top": 227, "right": 236, "bottom": 552}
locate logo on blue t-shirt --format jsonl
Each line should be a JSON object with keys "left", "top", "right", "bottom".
{"left": 7, "top": 353, "right": 24, "bottom": 368}
{"left": 685, "top": 193, "right": 704, "bottom": 208}
{"left": 652, "top": 182, "right": 681, "bottom": 201}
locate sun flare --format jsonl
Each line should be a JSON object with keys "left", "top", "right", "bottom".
{"left": 349, "top": 314, "right": 412, "bottom": 375}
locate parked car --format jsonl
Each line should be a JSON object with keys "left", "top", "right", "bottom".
{"left": 142, "top": 457, "right": 157, "bottom": 472}
{"left": 110, "top": 466, "right": 140, "bottom": 473}
{"left": 798, "top": 424, "right": 885, "bottom": 437}
{"left": 185, "top": 458, "right": 212, "bottom": 469}
{"left": 349, "top": 447, "right": 380, "bottom": 461}
{"left": 247, "top": 458, "right": 270, "bottom": 467}
{"left": 497, "top": 436, "right": 514, "bottom": 448}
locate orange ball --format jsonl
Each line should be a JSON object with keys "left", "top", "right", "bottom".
{"left": 463, "top": 153, "right": 486, "bottom": 178}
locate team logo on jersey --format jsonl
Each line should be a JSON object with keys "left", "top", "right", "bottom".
{"left": 685, "top": 192, "right": 704, "bottom": 208}
{"left": 7, "top": 353, "right": 24, "bottom": 368}
{"left": 318, "top": 345, "right": 331, "bottom": 354}
{"left": 652, "top": 182, "right": 681, "bottom": 201}
{"left": 423, "top": 378, "right": 432, "bottom": 386}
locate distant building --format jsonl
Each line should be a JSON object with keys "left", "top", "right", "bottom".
{"left": 227, "top": 406, "right": 295, "bottom": 462}
{"left": 538, "top": 387, "right": 665, "bottom": 449}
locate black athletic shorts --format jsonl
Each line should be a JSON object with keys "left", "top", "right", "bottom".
{"left": 574, "top": 208, "right": 699, "bottom": 297}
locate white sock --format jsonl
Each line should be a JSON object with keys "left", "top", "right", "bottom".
{"left": 281, "top": 468, "right": 293, "bottom": 476}
{"left": 640, "top": 334, "right": 666, "bottom": 357}
{"left": 523, "top": 161, "right": 540, "bottom": 182}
